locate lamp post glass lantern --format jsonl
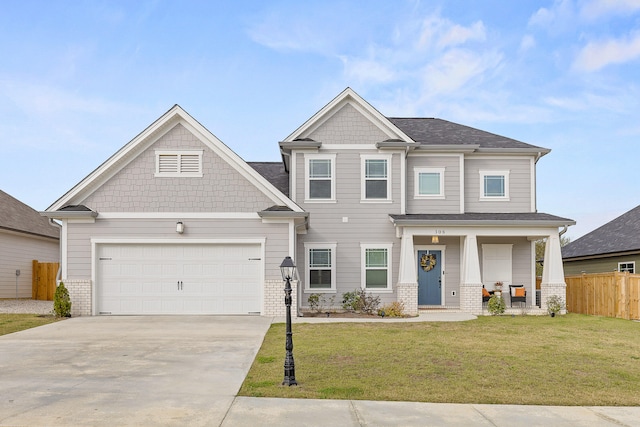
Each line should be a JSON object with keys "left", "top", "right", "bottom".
{"left": 279, "top": 256, "right": 297, "bottom": 386}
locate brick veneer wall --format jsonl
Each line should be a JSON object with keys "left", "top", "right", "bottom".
{"left": 61, "top": 279, "right": 92, "bottom": 317}
{"left": 396, "top": 283, "right": 418, "bottom": 316}
{"left": 460, "top": 282, "right": 483, "bottom": 315}
{"left": 263, "top": 279, "right": 298, "bottom": 317}
{"left": 540, "top": 282, "right": 567, "bottom": 314}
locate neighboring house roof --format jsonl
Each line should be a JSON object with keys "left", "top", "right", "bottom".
{"left": 390, "top": 212, "right": 575, "bottom": 227}
{"left": 388, "top": 118, "right": 550, "bottom": 153}
{"left": 0, "top": 190, "right": 59, "bottom": 239}
{"left": 248, "top": 162, "right": 289, "bottom": 197}
{"left": 562, "top": 205, "right": 640, "bottom": 260}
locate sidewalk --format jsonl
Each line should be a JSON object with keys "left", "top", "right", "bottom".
{"left": 222, "top": 397, "right": 640, "bottom": 426}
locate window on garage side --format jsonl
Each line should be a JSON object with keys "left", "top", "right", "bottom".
{"left": 155, "top": 150, "right": 203, "bottom": 177}
{"left": 479, "top": 170, "right": 510, "bottom": 200}
{"left": 619, "top": 262, "right": 635, "bottom": 273}
{"left": 415, "top": 167, "right": 445, "bottom": 198}
{"left": 305, "top": 243, "right": 336, "bottom": 292}
{"left": 361, "top": 244, "right": 392, "bottom": 291}
{"left": 306, "top": 155, "right": 336, "bottom": 201}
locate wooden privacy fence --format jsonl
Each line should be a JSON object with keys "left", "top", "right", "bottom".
{"left": 32, "top": 260, "right": 59, "bottom": 301}
{"left": 565, "top": 272, "right": 640, "bottom": 320}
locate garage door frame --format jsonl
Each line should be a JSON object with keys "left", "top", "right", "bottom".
{"left": 91, "top": 238, "right": 266, "bottom": 315}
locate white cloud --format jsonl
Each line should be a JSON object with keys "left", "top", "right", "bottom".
{"left": 418, "top": 14, "right": 486, "bottom": 50}
{"left": 573, "top": 30, "right": 640, "bottom": 71}
{"left": 528, "top": 0, "right": 576, "bottom": 31}
{"left": 580, "top": 0, "right": 640, "bottom": 20}
{"left": 519, "top": 35, "right": 536, "bottom": 51}
{"left": 422, "top": 49, "right": 502, "bottom": 96}
{"left": 339, "top": 55, "right": 396, "bottom": 84}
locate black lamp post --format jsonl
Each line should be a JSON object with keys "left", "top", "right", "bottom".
{"left": 279, "top": 256, "right": 297, "bottom": 386}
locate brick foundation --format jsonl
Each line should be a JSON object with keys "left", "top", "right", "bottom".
{"left": 460, "top": 282, "right": 483, "bottom": 315}
{"left": 263, "top": 279, "right": 298, "bottom": 317}
{"left": 396, "top": 283, "right": 418, "bottom": 316}
{"left": 61, "top": 279, "right": 92, "bottom": 317}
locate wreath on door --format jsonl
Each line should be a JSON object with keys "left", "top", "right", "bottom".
{"left": 420, "top": 253, "right": 437, "bottom": 272}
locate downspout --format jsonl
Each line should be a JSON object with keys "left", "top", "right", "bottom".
{"left": 49, "top": 218, "right": 63, "bottom": 284}
{"left": 559, "top": 225, "right": 568, "bottom": 236}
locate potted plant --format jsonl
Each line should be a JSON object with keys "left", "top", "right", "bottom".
{"left": 494, "top": 281, "right": 503, "bottom": 296}
{"left": 546, "top": 295, "right": 565, "bottom": 317}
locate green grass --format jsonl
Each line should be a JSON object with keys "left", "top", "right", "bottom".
{"left": 239, "top": 314, "right": 640, "bottom": 406}
{"left": 0, "top": 314, "right": 63, "bottom": 336}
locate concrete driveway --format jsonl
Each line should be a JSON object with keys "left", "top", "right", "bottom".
{"left": 0, "top": 315, "right": 272, "bottom": 426}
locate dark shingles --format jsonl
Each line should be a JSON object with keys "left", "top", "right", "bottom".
{"left": 0, "top": 190, "right": 59, "bottom": 239}
{"left": 388, "top": 117, "right": 547, "bottom": 150}
{"left": 247, "top": 162, "right": 289, "bottom": 197}
{"left": 562, "top": 205, "right": 640, "bottom": 259}
{"left": 390, "top": 212, "right": 574, "bottom": 224}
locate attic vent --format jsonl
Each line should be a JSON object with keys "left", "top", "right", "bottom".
{"left": 155, "top": 150, "right": 203, "bottom": 177}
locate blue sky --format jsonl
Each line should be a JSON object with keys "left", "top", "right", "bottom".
{"left": 1, "top": 0, "right": 639, "bottom": 240}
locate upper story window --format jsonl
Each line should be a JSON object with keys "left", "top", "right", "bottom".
{"left": 414, "top": 167, "right": 445, "bottom": 199}
{"left": 305, "top": 154, "right": 336, "bottom": 202}
{"left": 361, "top": 154, "right": 391, "bottom": 202}
{"left": 155, "top": 150, "right": 203, "bottom": 177}
{"left": 479, "top": 170, "right": 510, "bottom": 200}
{"left": 361, "top": 243, "right": 392, "bottom": 292}
{"left": 305, "top": 243, "right": 337, "bottom": 292}
{"left": 619, "top": 262, "right": 635, "bottom": 273}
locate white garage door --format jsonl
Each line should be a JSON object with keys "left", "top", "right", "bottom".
{"left": 97, "top": 243, "right": 262, "bottom": 315}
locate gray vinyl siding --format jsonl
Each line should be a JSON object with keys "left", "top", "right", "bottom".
{"left": 563, "top": 255, "right": 640, "bottom": 276}
{"left": 81, "top": 123, "right": 275, "bottom": 212}
{"left": 65, "top": 218, "right": 288, "bottom": 281}
{"left": 464, "top": 157, "right": 533, "bottom": 213}
{"left": 295, "top": 149, "right": 402, "bottom": 306}
{"left": 407, "top": 155, "right": 461, "bottom": 214}
{"left": 0, "top": 231, "right": 59, "bottom": 298}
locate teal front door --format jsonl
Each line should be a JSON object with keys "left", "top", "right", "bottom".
{"left": 418, "top": 250, "right": 442, "bottom": 305}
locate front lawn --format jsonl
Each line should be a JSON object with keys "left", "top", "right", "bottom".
{"left": 239, "top": 314, "right": 640, "bottom": 406}
{"left": 0, "top": 314, "right": 63, "bottom": 336}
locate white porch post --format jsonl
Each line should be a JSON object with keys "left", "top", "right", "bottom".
{"left": 397, "top": 228, "right": 418, "bottom": 316}
{"left": 460, "top": 234, "right": 483, "bottom": 314}
{"left": 540, "top": 231, "right": 567, "bottom": 313}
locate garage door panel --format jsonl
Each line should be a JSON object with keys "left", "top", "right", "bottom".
{"left": 98, "top": 243, "right": 262, "bottom": 315}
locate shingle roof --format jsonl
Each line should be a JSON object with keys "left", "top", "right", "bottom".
{"left": 388, "top": 117, "right": 548, "bottom": 151}
{"left": 562, "top": 205, "right": 640, "bottom": 259}
{"left": 248, "top": 162, "right": 289, "bottom": 197}
{"left": 0, "top": 190, "right": 59, "bottom": 239}
{"left": 390, "top": 212, "right": 575, "bottom": 226}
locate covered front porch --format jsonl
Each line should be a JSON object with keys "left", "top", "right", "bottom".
{"left": 390, "top": 213, "right": 575, "bottom": 315}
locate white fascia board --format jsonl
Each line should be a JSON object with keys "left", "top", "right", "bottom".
{"left": 91, "top": 237, "right": 267, "bottom": 245}
{"left": 282, "top": 88, "right": 415, "bottom": 144}
{"left": 389, "top": 224, "right": 568, "bottom": 238}
{"left": 97, "top": 212, "right": 261, "bottom": 219}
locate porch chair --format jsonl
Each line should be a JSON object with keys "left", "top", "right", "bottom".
{"left": 509, "top": 285, "right": 526, "bottom": 307}
{"left": 482, "top": 286, "right": 492, "bottom": 304}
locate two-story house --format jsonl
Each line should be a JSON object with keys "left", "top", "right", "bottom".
{"left": 43, "top": 88, "right": 573, "bottom": 316}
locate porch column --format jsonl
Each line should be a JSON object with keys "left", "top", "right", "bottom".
{"left": 540, "top": 231, "right": 566, "bottom": 313}
{"left": 460, "top": 234, "right": 483, "bottom": 315}
{"left": 397, "top": 228, "right": 418, "bottom": 316}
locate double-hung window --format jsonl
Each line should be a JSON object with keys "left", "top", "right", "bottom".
{"left": 361, "top": 244, "right": 392, "bottom": 291}
{"left": 361, "top": 154, "right": 391, "bottom": 201}
{"left": 619, "top": 262, "right": 635, "bottom": 273}
{"left": 479, "top": 170, "right": 510, "bottom": 200}
{"left": 306, "top": 154, "right": 336, "bottom": 201}
{"left": 305, "top": 243, "right": 336, "bottom": 292}
{"left": 155, "top": 150, "right": 203, "bottom": 177}
{"left": 414, "top": 167, "right": 445, "bottom": 199}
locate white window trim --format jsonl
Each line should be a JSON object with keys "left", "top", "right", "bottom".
{"left": 305, "top": 153, "right": 336, "bottom": 203}
{"left": 155, "top": 150, "right": 203, "bottom": 177}
{"left": 618, "top": 261, "right": 635, "bottom": 273}
{"left": 360, "top": 243, "right": 393, "bottom": 292}
{"left": 414, "top": 167, "right": 445, "bottom": 199}
{"left": 479, "top": 170, "right": 510, "bottom": 201}
{"left": 304, "top": 243, "right": 337, "bottom": 292}
{"left": 361, "top": 154, "right": 392, "bottom": 203}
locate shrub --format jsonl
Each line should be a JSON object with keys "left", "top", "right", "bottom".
{"left": 308, "top": 293, "right": 321, "bottom": 312}
{"left": 53, "top": 282, "right": 72, "bottom": 317}
{"left": 378, "top": 301, "right": 405, "bottom": 317}
{"left": 342, "top": 289, "right": 380, "bottom": 314}
{"left": 487, "top": 294, "right": 505, "bottom": 316}
{"left": 546, "top": 295, "right": 565, "bottom": 316}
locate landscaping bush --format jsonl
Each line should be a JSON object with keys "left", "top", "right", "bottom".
{"left": 53, "top": 282, "right": 72, "bottom": 317}
{"left": 378, "top": 301, "right": 405, "bottom": 317}
{"left": 546, "top": 294, "right": 565, "bottom": 316}
{"left": 342, "top": 289, "right": 380, "bottom": 314}
{"left": 487, "top": 294, "right": 505, "bottom": 316}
